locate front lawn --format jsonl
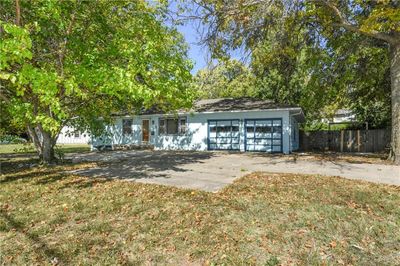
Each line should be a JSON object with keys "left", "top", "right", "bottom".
{"left": 1, "top": 162, "right": 399, "bottom": 265}
{"left": 0, "top": 143, "right": 90, "bottom": 154}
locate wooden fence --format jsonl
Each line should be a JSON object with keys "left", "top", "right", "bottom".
{"left": 299, "top": 129, "right": 390, "bottom": 153}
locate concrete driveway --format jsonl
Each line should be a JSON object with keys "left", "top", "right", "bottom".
{"left": 70, "top": 150, "right": 400, "bottom": 192}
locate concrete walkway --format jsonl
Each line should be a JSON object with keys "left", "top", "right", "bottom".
{"left": 70, "top": 150, "right": 400, "bottom": 192}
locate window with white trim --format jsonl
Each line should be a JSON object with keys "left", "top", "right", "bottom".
{"left": 159, "top": 117, "right": 187, "bottom": 135}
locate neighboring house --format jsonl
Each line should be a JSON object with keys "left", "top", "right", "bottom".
{"left": 57, "top": 126, "right": 90, "bottom": 144}
{"left": 92, "top": 98, "right": 305, "bottom": 154}
{"left": 322, "top": 109, "right": 357, "bottom": 124}
{"left": 332, "top": 109, "right": 356, "bottom": 123}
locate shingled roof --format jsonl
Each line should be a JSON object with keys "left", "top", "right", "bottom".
{"left": 135, "top": 98, "right": 301, "bottom": 115}
{"left": 192, "top": 98, "right": 297, "bottom": 112}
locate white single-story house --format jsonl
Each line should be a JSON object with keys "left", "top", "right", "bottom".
{"left": 92, "top": 98, "right": 305, "bottom": 154}
{"left": 56, "top": 126, "right": 90, "bottom": 145}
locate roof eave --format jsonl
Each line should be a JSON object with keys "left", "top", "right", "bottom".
{"left": 114, "top": 107, "right": 304, "bottom": 117}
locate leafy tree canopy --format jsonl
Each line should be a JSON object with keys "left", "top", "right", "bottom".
{"left": 193, "top": 59, "right": 256, "bottom": 99}
{"left": 189, "top": 0, "right": 397, "bottom": 130}
{"left": 0, "top": 0, "right": 194, "bottom": 162}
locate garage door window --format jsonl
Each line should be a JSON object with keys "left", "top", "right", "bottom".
{"left": 208, "top": 120, "right": 240, "bottom": 150}
{"left": 245, "top": 119, "right": 282, "bottom": 152}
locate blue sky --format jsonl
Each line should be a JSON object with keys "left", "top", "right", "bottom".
{"left": 167, "top": 0, "right": 210, "bottom": 74}
{"left": 176, "top": 21, "right": 209, "bottom": 74}
{"left": 167, "top": 1, "right": 246, "bottom": 74}
{"left": 176, "top": 22, "right": 247, "bottom": 74}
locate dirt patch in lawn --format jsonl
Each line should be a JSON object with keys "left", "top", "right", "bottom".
{"left": 249, "top": 151, "right": 392, "bottom": 165}
{"left": 296, "top": 152, "right": 391, "bottom": 165}
{"left": 1, "top": 162, "right": 399, "bottom": 265}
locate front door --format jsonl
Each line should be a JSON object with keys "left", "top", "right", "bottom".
{"left": 142, "top": 119, "right": 150, "bottom": 142}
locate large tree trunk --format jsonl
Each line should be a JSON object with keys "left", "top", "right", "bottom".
{"left": 27, "top": 125, "right": 43, "bottom": 158}
{"left": 41, "top": 130, "right": 56, "bottom": 163}
{"left": 390, "top": 43, "right": 400, "bottom": 164}
{"left": 27, "top": 125, "right": 57, "bottom": 164}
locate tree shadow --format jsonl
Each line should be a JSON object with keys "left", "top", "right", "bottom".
{"left": 0, "top": 158, "right": 91, "bottom": 185}
{"left": 35, "top": 173, "right": 66, "bottom": 185}
{"left": 71, "top": 150, "right": 216, "bottom": 180}
{"left": 0, "top": 167, "right": 54, "bottom": 184}
{"left": 58, "top": 176, "right": 113, "bottom": 190}
{"left": 0, "top": 156, "right": 40, "bottom": 175}
{"left": 0, "top": 209, "right": 67, "bottom": 264}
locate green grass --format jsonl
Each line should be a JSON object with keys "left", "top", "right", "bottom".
{"left": 0, "top": 160, "right": 399, "bottom": 265}
{"left": 0, "top": 143, "right": 90, "bottom": 154}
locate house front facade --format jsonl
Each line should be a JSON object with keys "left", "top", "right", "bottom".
{"left": 92, "top": 98, "right": 304, "bottom": 154}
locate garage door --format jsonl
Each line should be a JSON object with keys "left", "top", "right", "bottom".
{"left": 208, "top": 120, "right": 240, "bottom": 150}
{"left": 245, "top": 119, "right": 282, "bottom": 152}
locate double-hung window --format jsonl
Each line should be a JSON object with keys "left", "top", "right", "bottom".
{"left": 159, "top": 117, "right": 187, "bottom": 135}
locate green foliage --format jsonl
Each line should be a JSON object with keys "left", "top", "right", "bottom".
{"left": 0, "top": 135, "right": 27, "bottom": 144}
{"left": 54, "top": 145, "right": 65, "bottom": 162}
{"left": 12, "top": 142, "right": 35, "bottom": 153}
{"left": 194, "top": 60, "right": 256, "bottom": 99}
{"left": 0, "top": 0, "right": 194, "bottom": 160}
{"left": 1, "top": 0, "right": 193, "bottom": 133}
{"left": 193, "top": 0, "right": 397, "bottom": 128}
{"left": 249, "top": 15, "right": 338, "bottom": 122}
{"left": 321, "top": 29, "right": 391, "bottom": 128}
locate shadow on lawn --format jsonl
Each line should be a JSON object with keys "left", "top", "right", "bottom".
{"left": 1, "top": 150, "right": 217, "bottom": 185}
{"left": 72, "top": 150, "right": 216, "bottom": 180}
{"left": 0, "top": 169, "right": 56, "bottom": 184}
{"left": 0, "top": 209, "right": 67, "bottom": 264}
{"left": 60, "top": 177, "right": 113, "bottom": 190}
{"left": 0, "top": 158, "right": 84, "bottom": 186}
{"left": 0, "top": 157, "right": 41, "bottom": 176}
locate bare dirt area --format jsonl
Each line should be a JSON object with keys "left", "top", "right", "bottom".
{"left": 289, "top": 152, "right": 392, "bottom": 165}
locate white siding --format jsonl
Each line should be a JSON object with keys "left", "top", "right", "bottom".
{"left": 57, "top": 126, "right": 90, "bottom": 144}
{"left": 93, "top": 110, "right": 297, "bottom": 153}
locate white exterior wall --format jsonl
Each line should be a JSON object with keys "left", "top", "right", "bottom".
{"left": 57, "top": 126, "right": 90, "bottom": 144}
{"left": 93, "top": 110, "right": 296, "bottom": 153}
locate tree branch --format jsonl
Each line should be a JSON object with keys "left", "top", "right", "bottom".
{"left": 320, "top": 0, "right": 398, "bottom": 45}
{"left": 332, "top": 22, "right": 398, "bottom": 45}
{"left": 27, "top": 124, "right": 43, "bottom": 154}
{"left": 0, "top": 90, "right": 11, "bottom": 103}
{"left": 15, "top": 0, "right": 21, "bottom": 26}
{"left": 58, "top": 11, "right": 76, "bottom": 77}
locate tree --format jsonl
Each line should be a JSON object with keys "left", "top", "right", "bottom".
{"left": 193, "top": 0, "right": 400, "bottom": 163}
{"left": 0, "top": 0, "right": 193, "bottom": 163}
{"left": 248, "top": 11, "right": 337, "bottom": 121}
{"left": 313, "top": 1, "right": 399, "bottom": 161}
{"left": 321, "top": 30, "right": 391, "bottom": 129}
{"left": 194, "top": 59, "right": 256, "bottom": 99}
